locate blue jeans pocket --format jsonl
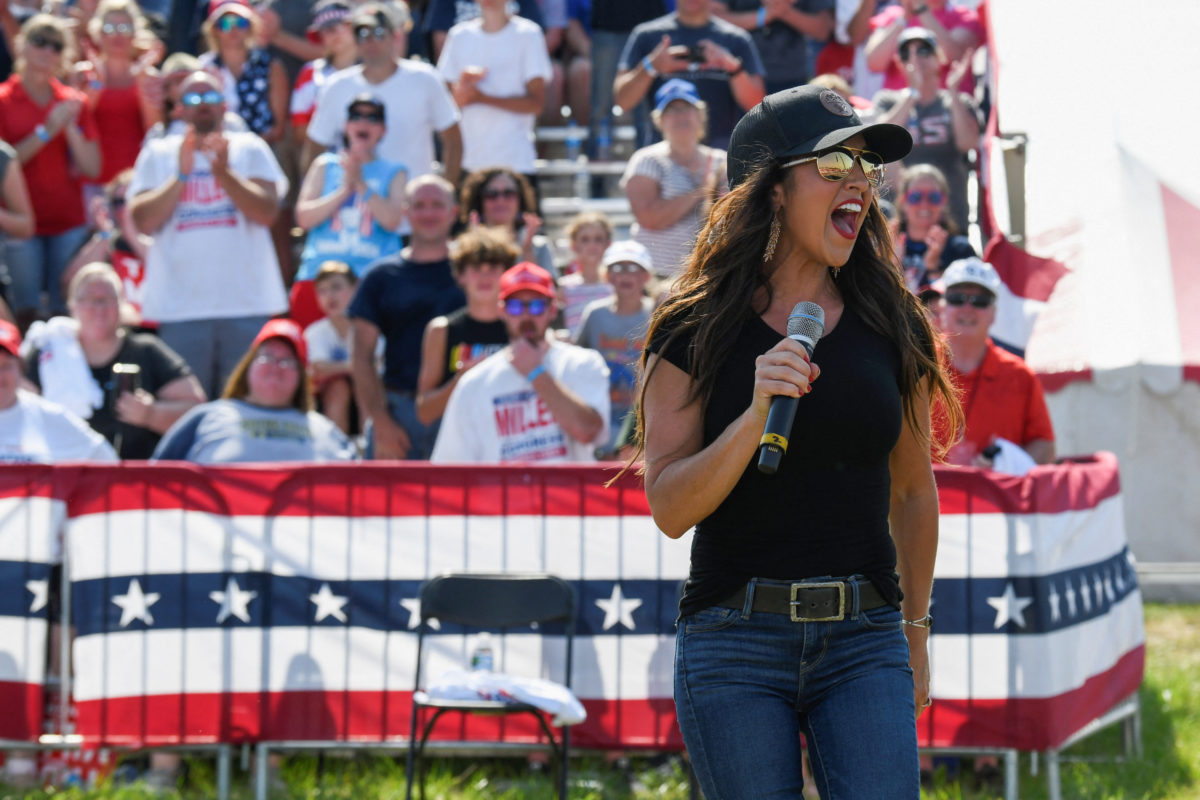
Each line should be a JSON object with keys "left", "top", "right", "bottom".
{"left": 681, "top": 606, "right": 741, "bottom": 634}
{"left": 858, "top": 604, "right": 903, "bottom": 630}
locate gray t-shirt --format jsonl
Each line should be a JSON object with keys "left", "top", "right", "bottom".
{"left": 574, "top": 296, "right": 654, "bottom": 450}
{"left": 152, "top": 399, "right": 356, "bottom": 463}
{"left": 872, "top": 88, "right": 983, "bottom": 232}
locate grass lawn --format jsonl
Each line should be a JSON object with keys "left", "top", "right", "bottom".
{"left": 3, "top": 604, "right": 1196, "bottom": 800}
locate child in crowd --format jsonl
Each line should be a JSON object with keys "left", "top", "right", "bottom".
{"left": 303, "top": 261, "right": 369, "bottom": 434}
{"left": 573, "top": 241, "right": 655, "bottom": 459}
{"left": 557, "top": 211, "right": 615, "bottom": 338}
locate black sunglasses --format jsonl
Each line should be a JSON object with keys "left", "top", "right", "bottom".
{"left": 347, "top": 109, "right": 384, "bottom": 123}
{"left": 483, "top": 187, "right": 520, "bottom": 201}
{"left": 900, "top": 42, "right": 935, "bottom": 61}
{"left": 28, "top": 33, "right": 65, "bottom": 53}
{"left": 944, "top": 292, "right": 993, "bottom": 309}
{"left": 504, "top": 298, "right": 549, "bottom": 316}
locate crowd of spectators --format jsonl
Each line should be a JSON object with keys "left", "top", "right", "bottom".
{"left": 0, "top": 0, "right": 1046, "bottom": 479}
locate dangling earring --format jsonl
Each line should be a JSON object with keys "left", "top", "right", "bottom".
{"left": 763, "top": 211, "right": 780, "bottom": 262}
{"left": 831, "top": 264, "right": 842, "bottom": 278}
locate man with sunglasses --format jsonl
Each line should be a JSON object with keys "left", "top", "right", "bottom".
{"left": 432, "top": 262, "right": 610, "bottom": 463}
{"left": 305, "top": 3, "right": 462, "bottom": 193}
{"left": 871, "top": 26, "right": 980, "bottom": 231}
{"left": 936, "top": 257, "right": 1055, "bottom": 470}
{"left": 127, "top": 70, "right": 289, "bottom": 398}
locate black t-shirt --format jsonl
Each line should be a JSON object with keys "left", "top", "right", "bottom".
{"left": 348, "top": 254, "right": 465, "bottom": 392}
{"left": 618, "top": 14, "right": 765, "bottom": 149}
{"left": 903, "top": 233, "right": 976, "bottom": 290}
{"left": 441, "top": 307, "right": 509, "bottom": 385}
{"left": 24, "top": 332, "right": 194, "bottom": 459}
{"left": 650, "top": 305, "right": 904, "bottom": 616}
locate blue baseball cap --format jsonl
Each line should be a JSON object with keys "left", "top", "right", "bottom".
{"left": 654, "top": 79, "right": 701, "bottom": 113}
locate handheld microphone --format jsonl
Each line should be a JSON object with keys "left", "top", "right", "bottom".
{"left": 757, "top": 302, "right": 825, "bottom": 475}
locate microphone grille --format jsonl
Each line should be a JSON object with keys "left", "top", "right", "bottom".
{"left": 787, "top": 302, "right": 826, "bottom": 347}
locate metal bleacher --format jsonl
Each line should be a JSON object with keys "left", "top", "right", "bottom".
{"left": 533, "top": 123, "right": 638, "bottom": 246}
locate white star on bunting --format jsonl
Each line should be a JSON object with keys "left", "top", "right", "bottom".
{"left": 1080, "top": 576, "right": 1092, "bottom": 612}
{"left": 209, "top": 577, "right": 257, "bottom": 624}
{"left": 112, "top": 578, "right": 161, "bottom": 627}
{"left": 1047, "top": 582, "right": 1061, "bottom": 623}
{"left": 25, "top": 579, "right": 49, "bottom": 613}
{"left": 400, "top": 597, "right": 439, "bottom": 630}
{"left": 985, "top": 582, "right": 1034, "bottom": 629}
{"left": 309, "top": 583, "right": 349, "bottom": 623}
{"left": 1064, "top": 581, "right": 1077, "bottom": 617}
{"left": 596, "top": 583, "right": 643, "bottom": 631}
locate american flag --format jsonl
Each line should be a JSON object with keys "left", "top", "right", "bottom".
{"left": 0, "top": 458, "right": 1144, "bottom": 751}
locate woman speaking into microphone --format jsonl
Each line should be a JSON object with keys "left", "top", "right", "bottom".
{"left": 633, "top": 86, "right": 962, "bottom": 799}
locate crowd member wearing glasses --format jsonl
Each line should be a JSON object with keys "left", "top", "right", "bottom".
{"left": 73, "top": 0, "right": 162, "bottom": 194}
{"left": 291, "top": 94, "right": 406, "bottom": 327}
{"left": 0, "top": 14, "right": 101, "bottom": 326}
{"left": 863, "top": 0, "right": 982, "bottom": 94}
{"left": 894, "top": 162, "right": 974, "bottom": 291}
{"left": 305, "top": 3, "right": 462, "bottom": 193}
{"left": 141, "top": 52, "right": 248, "bottom": 141}
{"left": 436, "top": 0, "right": 551, "bottom": 183}
{"left": 622, "top": 79, "right": 728, "bottom": 281}
{"left": 573, "top": 240, "right": 655, "bottom": 459}
{"left": 198, "top": 0, "right": 287, "bottom": 144}
{"left": 21, "top": 262, "right": 205, "bottom": 458}
{"left": 935, "top": 257, "right": 1054, "bottom": 470}
{"left": 288, "top": 0, "right": 357, "bottom": 148}
{"left": 414, "top": 226, "right": 515, "bottom": 428}
{"left": 556, "top": 211, "right": 615, "bottom": 339}
{"left": 458, "top": 167, "right": 555, "bottom": 275}
{"left": 432, "top": 261, "right": 609, "bottom": 463}
{"left": 348, "top": 174, "right": 463, "bottom": 460}
{"left": 635, "top": 86, "right": 961, "bottom": 799}
{"left": 872, "top": 27, "right": 980, "bottom": 232}
{"left": 127, "top": 70, "right": 289, "bottom": 398}
{"left": 153, "top": 318, "right": 355, "bottom": 462}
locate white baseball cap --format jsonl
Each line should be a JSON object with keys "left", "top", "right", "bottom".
{"left": 940, "top": 257, "right": 1002, "bottom": 295}
{"left": 602, "top": 241, "right": 654, "bottom": 273}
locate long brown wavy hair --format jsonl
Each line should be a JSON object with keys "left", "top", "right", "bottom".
{"left": 628, "top": 156, "right": 962, "bottom": 468}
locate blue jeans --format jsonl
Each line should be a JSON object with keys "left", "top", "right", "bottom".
{"left": 675, "top": 577, "right": 919, "bottom": 799}
{"left": 4, "top": 225, "right": 92, "bottom": 314}
{"left": 364, "top": 390, "right": 439, "bottom": 461}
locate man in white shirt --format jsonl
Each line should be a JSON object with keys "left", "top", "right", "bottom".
{"left": 0, "top": 321, "right": 116, "bottom": 463}
{"left": 128, "top": 71, "right": 290, "bottom": 398}
{"left": 305, "top": 2, "right": 462, "bottom": 186}
{"left": 432, "top": 263, "right": 610, "bottom": 463}
{"left": 436, "top": 0, "right": 552, "bottom": 179}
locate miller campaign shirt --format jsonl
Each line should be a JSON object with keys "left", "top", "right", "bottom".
{"left": 0, "top": 390, "right": 117, "bottom": 463}
{"left": 432, "top": 341, "right": 610, "bottom": 463}
{"left": 127, "top": 131, "right": 289, "bottom": 322}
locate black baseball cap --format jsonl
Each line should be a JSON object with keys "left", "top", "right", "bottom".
{"left": 347, "top": 93, "right": 385, "bottom": 118}
{"left": 727, "top": 85, "right": 913, "bottom": 188}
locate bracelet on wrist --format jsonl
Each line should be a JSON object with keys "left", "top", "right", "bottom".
{"left": 729, "top": 60, "right": 745, "bottom": 77}
{"left": 526, "top": 364, "right": 547, "bottom": 383}
{"left": 177, "top": 171, "right": 189, "bottom": 183}
{"left": 34, "top": 124, "right": 50, "bottom": 143}
{"left": 641, "top": 55, "right": 659, "bottom": 78}
{"left": 902, "top": 614, "right": 933, "bottom": 629}
{"left": 756, "top": 6, "right": 767, "bottom": 27}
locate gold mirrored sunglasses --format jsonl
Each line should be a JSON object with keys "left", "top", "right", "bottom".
{"left": 781, "top": 146, "right": 886, "bottom": 188}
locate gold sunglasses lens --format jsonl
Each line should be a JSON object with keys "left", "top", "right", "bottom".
{"left": 815, "top": 150, "right": 855, "bottom": 181}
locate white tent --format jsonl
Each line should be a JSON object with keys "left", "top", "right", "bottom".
{"left": 988, "top": 0, "right": 1200, "bottom": 593}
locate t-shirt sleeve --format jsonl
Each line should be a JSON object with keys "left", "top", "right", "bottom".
{"left": 567, "top": 349, "right": 612, "bottom": 445}
{"left": 730, "top": 31, "right": 765, "bottom": 77}
{"left": 143, "top": 337, "right": 194, "bottom": 391}
{"left": 1022, "top": 375, "right": 1055, "bottom": 446}
{"left": 346, "top": 269, "right": 383, "bottom": 324}
{"left": 617, "top": 29, "right": 651, "bottom": 72}
{"left": 521, "top": 23, "right": 554, "bottom": 83}
{"left": 646, "top": 314, "right": 694, "bottom": 374}
{"left": 306, "top": 78, "right": 344, "bottom": 147}
{"left": 128, "top": 142, "right": 167, "bottom": 198}
{"left": 621, "top": 147, "right": 664, "bottom": 187}
{"left": 436, "top": 27, "right": 463, "bottom": 81}
{"left": 574, "top": 304, "right": 596, "bottom": 348}
{"left": 152, "top": 405, "right": 206, "bottom": 461}
{"left": 426, "top": 70, "right": 461, "bottom": 131}
{"left": 238, "top": 137, "right": 289, "bottom": 196}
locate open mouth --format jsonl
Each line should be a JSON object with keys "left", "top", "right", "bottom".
{"left": 831, "top": 200, "right": 862, "bottom": 240}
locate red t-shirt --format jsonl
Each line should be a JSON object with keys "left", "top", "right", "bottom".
{"left": 0, "top": 75, "right": 99, "bottom": 235}
{"left": 939, "top": 339, "right": 1055, "bottom": 465}
{"left": 869, "top": 4, "right": 985, "bottom": 94}
{"left": 91, "top": 82, "right": 146, "bottom": 184}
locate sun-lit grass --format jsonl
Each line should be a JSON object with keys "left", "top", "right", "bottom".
{"left": 3, "top": 604, "right": 1196, "bottom": 799}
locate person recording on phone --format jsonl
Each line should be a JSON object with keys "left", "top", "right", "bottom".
{"left": 613, "top": 0, "right": 766, "bottom": 149}
{"left": 635, "top": 85, "right": 961, "bottom": 799}
{"left": 20, "top": 262, "right": 206, "bottom": 459}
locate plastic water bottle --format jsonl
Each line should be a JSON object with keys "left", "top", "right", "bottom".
{"left": 594, "top": 117, "right": 612, "bottom": 162}
{"left": 563, "top": 107, "right": 583, "bottom": 162}
{"left": 470, "top": 632, "right": 494, "bottom": 671}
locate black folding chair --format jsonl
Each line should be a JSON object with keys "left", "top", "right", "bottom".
{"left": 404, "top": 573, "right": 577, "bottom": 800}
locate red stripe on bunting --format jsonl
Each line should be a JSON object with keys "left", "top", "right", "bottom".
{"left": 74, "top": 691, "right": 684, "bottom": 749}
{"left": 0, "top": 681, "right": 44, "bottom": 741}
{"left": 56, "top": 458, "right": 1121, "bottom": 519}
{"left": 918, "top": 644, "right": 1145, "bottom": 751}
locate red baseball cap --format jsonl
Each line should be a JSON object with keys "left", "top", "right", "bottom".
{"left": 251, "top": 318, "right": 307, "bottom": 367}
{"left": 0, "top": 320, "right": 20, "bottom": 358}
{"left": 499, "top": 262, "right": 556, "bottom": 300}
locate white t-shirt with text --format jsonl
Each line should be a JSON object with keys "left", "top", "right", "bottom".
{"left": 0, "top": 390, "right": 118, "bottom": 463}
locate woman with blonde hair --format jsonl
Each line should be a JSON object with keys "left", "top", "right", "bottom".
{"left": 0, "top": 14, "right": 101, "bottom": 322}
{"left": 21, "top": 262, "right": 205, "bottom": 458}
{"left": 198, "top": 0, "right": 288, "bottom": 143}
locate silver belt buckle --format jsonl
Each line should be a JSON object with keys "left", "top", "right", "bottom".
{"left": 790, "top": 581, "right": 846, "bottom": 622}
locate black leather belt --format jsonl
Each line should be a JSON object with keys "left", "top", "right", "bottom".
{"left": 716, "top": 579, "right": 889, "bottom": 622}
